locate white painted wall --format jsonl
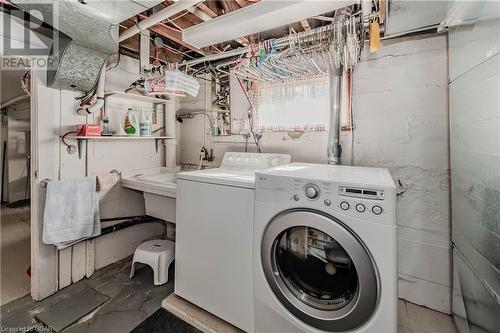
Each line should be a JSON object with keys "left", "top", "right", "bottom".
{"left": 178, "top": 33, "right": 451, "bottom": 313}
{"left": 353, "top": 34, "right": 450, "bottom": 314}
{"left": 32, "top": 55, "right": 171, "bottom": 292}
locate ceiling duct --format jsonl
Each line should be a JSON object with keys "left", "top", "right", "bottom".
{"left": 384, "top": 0, "right": 452, "bottom": 36}
{"left": 11, "top": 0, "right": 163, "bottom": 93}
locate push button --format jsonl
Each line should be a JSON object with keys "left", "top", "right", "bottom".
{"left": 372, "top": 205, "right": 383, "bottom": 215}
{"left": 355, "top": 203, "right": 366, "bottom": 213}
{"left": 340, "top": 201, "right": 350, "bottom": 210}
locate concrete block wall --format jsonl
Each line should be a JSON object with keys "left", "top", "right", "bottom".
{"left": 352, "top": 33, "right": 451, "bottom": 313}
{"left": 178, "top": 33, "right": 452, "bottom": 313}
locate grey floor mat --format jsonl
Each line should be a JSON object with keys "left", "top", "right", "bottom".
{"left": 131, "top": 308, "right": 202, "bottom": 333}
{"left": 35, "top": 287, "right": 109, "bottom": 332}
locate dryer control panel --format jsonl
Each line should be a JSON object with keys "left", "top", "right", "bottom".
{"left": 255, "top": 164, "right": 397, "bottom": 226}
{"left": 339, "top": 187, "right": 384, "bottom": 200}
{"left": 257, "top": 173, "right": 396, "bottom": 225}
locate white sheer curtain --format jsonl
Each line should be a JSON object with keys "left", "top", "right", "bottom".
{"left": 253, "top": 75, "right": 330, "bottom": 132}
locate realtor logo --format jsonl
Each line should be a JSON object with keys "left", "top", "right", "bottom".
{"left": 1, "top": 2, "right": 58, "bottom": 69}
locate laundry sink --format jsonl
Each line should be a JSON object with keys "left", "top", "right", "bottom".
{"left": 122, "top": 171, "right": 177, "bottom": 198}
{"left": 121, "top": 168, "right": 178, "bottom": 223}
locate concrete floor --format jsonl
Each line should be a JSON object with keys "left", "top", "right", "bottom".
{"left": 162, "top": 294, "right": 458, "bottom": 333}
{"left": 0, "top": 209, "right": 458, "bottom": 333}
{"left": 398, "top": 299, "right": 458, "bottom": 333}
{"left": 0, "top": 257, "right": 173, "bottom": 332}
{"left": 0, "top": 253, "right": 458, "bottom": 333}
{"left": 1, "top": 205, "right": 31, "bottom": 306}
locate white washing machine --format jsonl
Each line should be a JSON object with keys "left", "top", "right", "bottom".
{"left": 254, "top": 163, "right": 397, "bottom": 333}
{"left": 175, "top": 152, "right": 291, "bottom": 333}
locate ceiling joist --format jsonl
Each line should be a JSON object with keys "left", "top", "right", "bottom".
{"left": 189, "top": 1, "right": 250, "bottom": 47}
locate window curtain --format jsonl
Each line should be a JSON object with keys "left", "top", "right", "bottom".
{"left": 253, "top": 75, "right": 330, "bottom": 132}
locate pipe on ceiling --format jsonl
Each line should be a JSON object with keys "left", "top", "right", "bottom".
{"left": 361, "top": 0, "right": 372, "bottom": 27}
{"left": 0, "top": 94, "right": 29, "bottom": 110}
{"left": 327, "top": 68, "right": 343, "bottom": 165}
{"left": 119, "top": 0, "right": 204, "bottom": 42}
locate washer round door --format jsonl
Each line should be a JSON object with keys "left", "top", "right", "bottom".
{"left": 261, "top": 209, "right": 379, "bottom": 331}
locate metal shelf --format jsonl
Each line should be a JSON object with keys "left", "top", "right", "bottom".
{"left": 67, "top": 136, "right": 175, "bottom": 159}
{"left": 70, "top": 136, "right": 174, "bottom": 140}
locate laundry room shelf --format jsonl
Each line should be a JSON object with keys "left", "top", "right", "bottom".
{"left": 104, "top": 91, "right": 172, "bottom": 104}
{"left": 70, "top": 136, "right": 175, "bottom": 140}
{"left": 66, "top": 136, "right": 175, "bottom": 159}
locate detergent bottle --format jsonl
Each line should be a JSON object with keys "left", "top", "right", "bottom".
{"left": 124, "top": 108, "right": 139, "bottom": 136}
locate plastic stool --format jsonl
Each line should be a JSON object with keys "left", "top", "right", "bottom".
{"left": 130, "top": 239, "right": 175, "bottom": 285}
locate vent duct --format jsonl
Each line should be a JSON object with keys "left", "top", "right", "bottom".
{"left": 11, "top": 0, "right": 163, "bottom": 92}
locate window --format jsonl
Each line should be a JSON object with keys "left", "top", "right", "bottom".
{"left": 252, "top": 72, "right": 352, "bottom": 132}
{"left": 253, "top": 76, "right": 329, "bottom": 132}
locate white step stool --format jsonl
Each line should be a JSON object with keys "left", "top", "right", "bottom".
{"left": 130, "top": 239, "right": 175, "bottom": 285}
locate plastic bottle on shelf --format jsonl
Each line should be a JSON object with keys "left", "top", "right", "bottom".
{"left": 101, "top": 116, "right": 112, "bottom": 136}
{"left": 124, "top": 108, "right": 139, "bottom": 136}
{"left": 139, "top": 109, "right": 151, "bottom": 136}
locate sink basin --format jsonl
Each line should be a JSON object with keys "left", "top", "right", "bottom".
{"left": 121, "top": 169, "right": 177, "bottom": 223}
{"left": 121, "top": 171, "right": 177, "bottom": 198}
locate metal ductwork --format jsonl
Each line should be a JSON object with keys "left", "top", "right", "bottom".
{"left": 327, "top": 68, "right": 343, "bottom": 165}
{"left": 11, "top": 0, "right": 163, "bottom": 93}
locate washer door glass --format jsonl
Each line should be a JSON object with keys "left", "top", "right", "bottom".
{"left": 262, "top": 210, "right": 378, "bottom": 331}
{"left": 275, "top": 226, "right": 358, "bottom": 311}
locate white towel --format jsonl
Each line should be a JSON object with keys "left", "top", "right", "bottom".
{"left": 42, "top": 176, "right": 100, "bottom": 249}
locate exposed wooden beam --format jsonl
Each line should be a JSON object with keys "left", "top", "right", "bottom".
{"left": 234, "top": 0, "right": 250, "bottom": 8}
{"left": 148, "top": 23, "right": 206, "bottom": 55}
{"left": 196, "top": 3, "right": 217, "bottom": 17}
{"left": 120, "top": 37, "right": 182, "bottom": 63}
{"left": 192, "top": 2, "right": 249, "bottom": 47}
{"left": 300, "top": 19, "right": 311, "bottom": 31}
{"left": 129, "top": 14, "right": 206, "bottom": 56}
{"left": 203, "top": 1, "right": 220, "bottom": 16}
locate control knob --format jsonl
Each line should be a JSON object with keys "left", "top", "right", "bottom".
{"left": 304, "top": 184, "right": 320, "bottom": 199}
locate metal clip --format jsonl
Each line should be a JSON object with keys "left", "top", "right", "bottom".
{"left": 40, "top": 178, "right": 52, "bottom": 188}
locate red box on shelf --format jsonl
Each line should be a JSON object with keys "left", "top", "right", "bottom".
{"left": 76, "top": 124, "right": 101, "bottom": 136}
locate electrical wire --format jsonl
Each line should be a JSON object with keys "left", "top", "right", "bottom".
{"left": 61, "top": 131, "right": 76, "bottom": 148}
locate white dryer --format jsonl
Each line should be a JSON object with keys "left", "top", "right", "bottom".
{"left": 175, "top": 152, "right": 291, "bottom": 333}
{"left": 254, "top": 163, "right": 397, "bottom": 333}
